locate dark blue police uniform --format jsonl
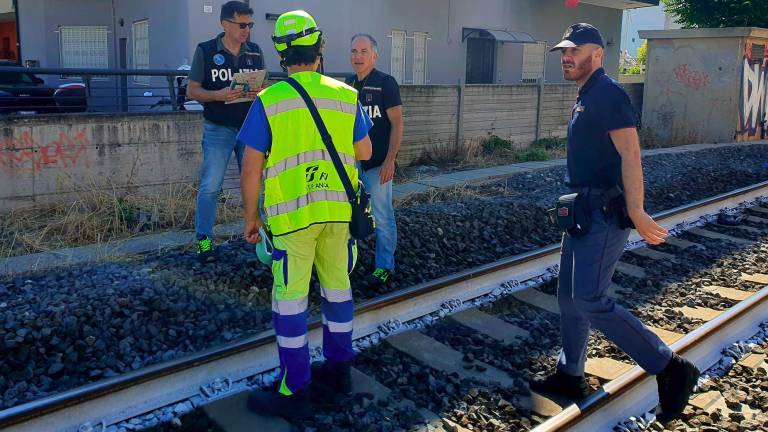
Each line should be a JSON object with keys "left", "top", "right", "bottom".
{"left": 557, "top": 68, "right": 673, "bottom": 377}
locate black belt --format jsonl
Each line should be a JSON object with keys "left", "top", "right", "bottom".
{"left": 570, "top": 187, "right": 610, "bottom": 197}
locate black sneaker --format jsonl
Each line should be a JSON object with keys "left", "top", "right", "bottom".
{"left": 656, "top": 354, "right": 700, "bottom": 423}
{"left": 196, "top": 236, "right": 216, "bottom": 263}
{"left": 311, "top": 360, "right": 352, "bottom": 395}
{"left": 247, "top": 386, "right": 313, "bottom": 421}
{"left": 530, "top": 369, "right": 591, "bottom": 400}
{"left": 367, "top": 268, "right": 392, "bottom": 285}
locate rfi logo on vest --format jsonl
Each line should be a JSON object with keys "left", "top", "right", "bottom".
{"left": 213, "top": 54, "right": 225, "bottom": 66}
{"left": 305, "top": 165, "right": 329, "bottom": 191}
{"left": 363, "top": 105, "right": 382, "bottom": 119}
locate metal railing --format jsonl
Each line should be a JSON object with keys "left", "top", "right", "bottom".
{"left": 0, "top": 66, "right": 352, "bottom": 116}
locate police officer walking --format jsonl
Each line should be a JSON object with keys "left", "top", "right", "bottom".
{"left": 187, "top": 1, "right": 264, "bottom": 262}
{"left": 531, "top": 23, "right": 700, "bottom": 423}
{"left": 238, "top": 10, "right": 373, "bottom": 419}
{"left": 346, "top": 34, "right": 403, "bottom": 286}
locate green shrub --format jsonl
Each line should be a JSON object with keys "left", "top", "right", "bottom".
{"left": 482, "top": 135, "right": 514, "bottom": 154}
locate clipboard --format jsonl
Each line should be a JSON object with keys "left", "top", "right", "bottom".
{"left": 226, "top": 70, "right": 268, "bottom": 104}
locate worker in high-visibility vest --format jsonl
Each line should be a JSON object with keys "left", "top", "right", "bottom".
{"left": 238, "top": 10, "right": 373, "bottom": 420}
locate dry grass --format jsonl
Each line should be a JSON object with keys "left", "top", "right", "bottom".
{"left": 395, "top": 182, "right": 491, "bottom": 207}
{"left": 399, "top": 135, "right": 567, "bottom": 184}
{"left": 0, "top": 178, "right": 241, "bottom": 258}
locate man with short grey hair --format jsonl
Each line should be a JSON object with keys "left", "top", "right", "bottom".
{"left": 346, "top": 33, "right": 403, "bottom": 287}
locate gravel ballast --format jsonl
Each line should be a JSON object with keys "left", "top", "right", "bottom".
{"left": 1, "top": 145, "right": 768, "bottom": 411}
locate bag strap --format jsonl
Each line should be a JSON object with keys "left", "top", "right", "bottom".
{"left": 285, "top": 77, "right": 357, "bottom": 203}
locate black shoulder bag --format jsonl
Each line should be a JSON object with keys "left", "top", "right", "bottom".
{"left": 285, "top": 77, "right": 375, "bottom": 240}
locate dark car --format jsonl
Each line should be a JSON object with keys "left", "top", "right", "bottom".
{"left": 0, "top": 70, "right": 87, "bottom": 115}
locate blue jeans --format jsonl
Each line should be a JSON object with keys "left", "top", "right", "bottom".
{"left": 195, "top": 121, "right": 245, "bottom": 240}
{"left": 557, "top": 205, "right": 673, "bottom": 376}
{"left": 360, "top": 166, "right": 397, "bottom": 270}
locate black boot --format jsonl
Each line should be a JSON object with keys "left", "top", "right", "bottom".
{"left": 656, "top": 354, "right": 700, "bottom": 423}
{"left": 311, "top": 360, "right": 352, "bottom": 395}
{"left": 530, "top": 368, "right": 591, "bottom": 400}
{"left": 246, "top": 385, "right": 313, "bottom": 421}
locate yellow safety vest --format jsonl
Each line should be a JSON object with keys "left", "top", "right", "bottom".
{"left": 259, "top": 71, "right": 359, "bottom": 236}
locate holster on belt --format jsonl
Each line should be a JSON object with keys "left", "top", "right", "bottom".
{"left": 599, "top": 185, "right": 635, "bottom": 230}
{"left": 548, "top": 192, "right": 592, "bottom": 237}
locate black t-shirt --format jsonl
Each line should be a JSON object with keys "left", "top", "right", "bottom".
{"left": 345, "top": 69, "right": 402, "bottom": 171}
{"left": 566, "top": 68, "right": 637, "bottom": 188}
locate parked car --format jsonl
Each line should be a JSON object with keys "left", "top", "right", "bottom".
{"left": 0, "top": 70, "right": 87, "bottom": 115}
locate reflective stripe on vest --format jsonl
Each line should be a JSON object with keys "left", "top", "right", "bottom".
{"left": 264, "top": 97, "right": 357, "bottom": 117}
{"left": 265, "top": 149, "right": 357, "bottom": 180}
{"left": 265, "top": 190, "right": 348, "bottom": 218}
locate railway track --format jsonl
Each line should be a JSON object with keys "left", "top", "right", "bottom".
{"left": 2, "top": 180, "right": 768, "bottom": 432}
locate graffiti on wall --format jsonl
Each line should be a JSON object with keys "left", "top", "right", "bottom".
{"left": 0, "top": 130, "right": 90, "bottom": 174}
{"left": 739, "top": 42, "right": 768, "bottom": 139}
{"left": 673, "top": 64, "right": 710, "bottom": 91}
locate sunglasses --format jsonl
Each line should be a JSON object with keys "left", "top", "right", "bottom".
{"left": 225, "top": 19, "right": 254, "bottom": 29}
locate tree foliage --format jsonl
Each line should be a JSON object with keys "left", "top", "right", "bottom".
{"left": 662, "top": 0, "right": 768, "bottom": 29}
{"left": 636, "top": 40, "right": 647, "bottom": 65}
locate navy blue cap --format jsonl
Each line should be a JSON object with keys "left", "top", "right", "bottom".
{"left": 550, "top": 23, "right": 604, "bottom": 52}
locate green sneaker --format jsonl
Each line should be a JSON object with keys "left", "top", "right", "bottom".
{"left": 196, "top": 236, "right": 216, "bottom": 262}
{"left": 368, "top": 268, "right": 392, "bottom": 285}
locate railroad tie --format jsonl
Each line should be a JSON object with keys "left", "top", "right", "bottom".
{"left": 714, "top": 223, "right": 762, "bottom": 234}
{"left": 348, "top": 368, "right": 470, "bottom": 432}
{"left": 687, "top": 227, "right": 754, "bottom": 246}
{"left": 615, "top": 261, "right": 647, "bottom": 279}
{"left": 741, "top": 272, "right": 768, "bottom": 285}
{"left": 745, "top": 215, "right": 768, "bottom": 225}
{"left": 630, "top": 248, "right": 677, "bottom": 261}
{"left": 584, "top": 357, "right": 634, "bottom": 382}
{"left": 664, "top": 236, "right": 703, "bottom": 250}
{"left": 203, "top": 391, "right": 294, "bottom": 432}
{"left": 747, "top": 206, "right": 768, "bottom": 216}
{"left": 701, "top": 285, "right": 754, "bottom": 301}
{"left": 386, "top": 330, "right": 516, "bottom": 387}
{"left": 646, "top": 326, "right": 684, "bottom": 345}
{"left": 450, "top": 309, "right": 530, "bottom": 344}
{"left": 677, "top": 306, "right": 723, "bottom": 322}
{"left": 512, "top": 289, "right": 560, "bottom": 315}
{"left": 385, "top": 330, "right": 566, "bottom": 418}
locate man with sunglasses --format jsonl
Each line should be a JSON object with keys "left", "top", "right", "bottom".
{"left": 188, "top": 0, "right": 264, "bottom": 262}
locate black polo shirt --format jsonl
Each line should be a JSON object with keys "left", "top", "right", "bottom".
{"left": 189, "top": 33, "right": 264, "bottom": 128}
{"left": 345, "top": 69, "right": 402, "bottom": 172}
{"left": 566, "top": 68, "right": 637, "bottom": 189}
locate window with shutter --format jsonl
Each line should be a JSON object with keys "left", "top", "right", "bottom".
{"left": 132, "top": 20, "right": 150, "bottom": 85}
{"left": 59, "top": 26, "right": 109, "bottom": 70}
{"left": 412, "top": 31, "right": 428, "bottom": 85}
{"left": 390, "top": 30, "right": 406, "bottom": 84}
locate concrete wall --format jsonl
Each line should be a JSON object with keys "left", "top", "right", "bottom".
{"left": 640, "top": 28, "right": 768, "bottom": 145}
{"left": 18, "top": 0, "right": 628, "bottom": 86}
{"left": 398, "top": 85, "right": 460, "bottom": 163}
{"left": 0, "top": 112, "right": 201, "bottom": 210}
